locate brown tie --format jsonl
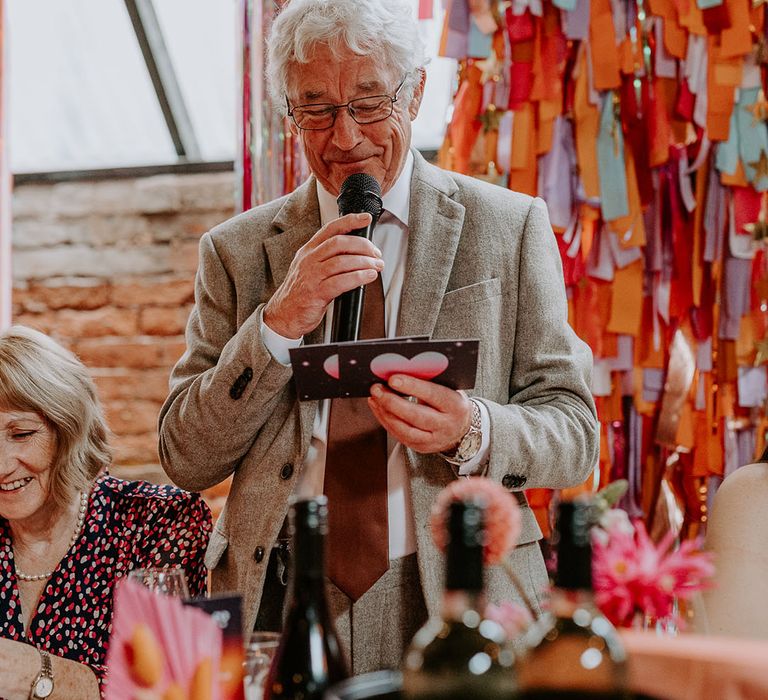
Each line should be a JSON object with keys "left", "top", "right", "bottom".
{"left": 325, "top": 273, "right": 389, "bottom": 601}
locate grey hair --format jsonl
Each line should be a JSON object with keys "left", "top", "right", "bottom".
{"left": 0, "top": 326, "right": 112, "bottom": 508}
{"left": 267, "top": 0, "right": 428, "bottom": 113}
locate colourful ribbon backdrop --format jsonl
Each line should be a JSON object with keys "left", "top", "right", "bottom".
{"left": 438, "top": 0, "right": 768, "bottom": 538}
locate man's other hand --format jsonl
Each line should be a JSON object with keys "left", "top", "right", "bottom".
{"left": 367, "top": 374, "right": 473, "bottom": 454}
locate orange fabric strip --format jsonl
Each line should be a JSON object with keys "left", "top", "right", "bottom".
{"left": 607, "top": 259, "right": 644, "bottom": 336}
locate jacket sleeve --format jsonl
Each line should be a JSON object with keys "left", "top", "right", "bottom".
{"left": 158, "top": 231, "right": 294, "bottom": 492}
{"left": 481, "top": 196, "right": 599, "bottom": 490}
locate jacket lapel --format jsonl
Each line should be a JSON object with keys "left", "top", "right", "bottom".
{"left": 397, "top": 151, "right": 465, "bottom": 338}
{"left": 262, "top": 176, "right": 325, "bottom": 455}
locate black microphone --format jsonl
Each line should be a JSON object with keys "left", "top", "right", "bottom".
{"left": 331, "top": 173, "right": 384, "bottom": 343}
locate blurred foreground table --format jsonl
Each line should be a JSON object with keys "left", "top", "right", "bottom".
{"left": 326, "top": 632, "right": 768, "bottom": 699}
{"left": 621, "top": 630, "right": 768, "bottom": 700}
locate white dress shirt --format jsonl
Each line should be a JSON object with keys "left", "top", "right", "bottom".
{"left": 261, "top": 151, "right": 490, "bottom": 559}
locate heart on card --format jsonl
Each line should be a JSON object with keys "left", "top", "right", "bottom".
{"left": 323, "top": 354, "right": 340, "bottom": 380}
{"left": 370, "top": 351, "right": 449, "bottom": 381}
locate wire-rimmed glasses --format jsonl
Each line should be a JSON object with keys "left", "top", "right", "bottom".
{"left": 286, "top": 76, "right": 407, "bottom": 131}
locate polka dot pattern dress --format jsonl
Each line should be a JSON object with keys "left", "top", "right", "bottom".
{"left": 0, "top": 475, "right": 212, "bottom": 695}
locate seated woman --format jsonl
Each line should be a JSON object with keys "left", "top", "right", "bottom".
{"left": 699, "top": 444, "right": 768, "bottom": 639}
{"left": 0, "top": 326, "right": 212, "bottom": 699}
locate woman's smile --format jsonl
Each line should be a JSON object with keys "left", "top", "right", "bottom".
{"left": 0, "top": 477, "right": 34, "bottom": 493}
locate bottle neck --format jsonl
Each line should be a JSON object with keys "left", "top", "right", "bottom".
{"left": 554, "top": 502, "right": 593, "bottom": 590}
{"left": 445, "top": 530, "right": 484, "bottom": 592}
{"left": 291, "top": 525, "right": 326, "bottom": 587}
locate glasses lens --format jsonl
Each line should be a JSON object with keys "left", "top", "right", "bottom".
{"left": 292, "top": 105, "right": 336, "bottom": 130}
{"left": 349, "top": 96, "right": 393, "bottom": 124}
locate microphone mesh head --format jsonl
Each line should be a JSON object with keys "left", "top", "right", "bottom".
{"left": 337, "top": 173, "right": 383, "bottom": 223}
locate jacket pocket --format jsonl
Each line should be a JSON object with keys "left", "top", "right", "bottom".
{"left": 204, "top": 527, "right": 229, "bottom": 570}
{"left": 440, "top": 278, "right": 501, "bottom": 311}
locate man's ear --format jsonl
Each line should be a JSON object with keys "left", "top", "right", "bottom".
{"left": 408, "top": 68, "right": 427, "bottom": 120}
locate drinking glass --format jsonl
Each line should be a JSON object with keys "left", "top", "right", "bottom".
{"left": 244, "top": 631, "right": 281, "bottom": 700}
{"left": 128, "top": 566, "right": 190, "bottom": 598}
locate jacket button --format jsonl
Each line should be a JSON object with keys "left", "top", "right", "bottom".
{"left": 502, "top": 473, "right": 527, "bottom": 489}
{"left": 229, "top": 367, "right": 254, "bottom": 400}
{"left": 280, "top": 463, "right": 294, "bottom": 480}
{"left": 253, "top": 546, "right": 265, "bottom": 563}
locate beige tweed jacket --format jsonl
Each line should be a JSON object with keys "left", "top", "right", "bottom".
{"left": 158, "top": 150, "right": 599, "bottom": 632}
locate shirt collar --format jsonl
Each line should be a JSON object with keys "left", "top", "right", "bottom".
{"left": 316, "top": 150, "right": 413, "bottom": 227}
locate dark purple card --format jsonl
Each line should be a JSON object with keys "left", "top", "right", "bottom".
{"left": 290, "top": 337, "right": 478, "bottom": 400}
{"left": 289, "top": 336, "right": 428, "bottom": 401}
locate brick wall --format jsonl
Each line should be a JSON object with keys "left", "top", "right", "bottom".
{"left": 11, "top": 171, "right": 236, "bottom": 504}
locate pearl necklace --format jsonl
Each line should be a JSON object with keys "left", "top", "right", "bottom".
{"left": 14, "top": 491, "right": 89, "bottom": 583}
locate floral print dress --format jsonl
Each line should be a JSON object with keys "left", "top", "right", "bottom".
{"left": 0, "top": 475, "right": 212, "bottom": 693}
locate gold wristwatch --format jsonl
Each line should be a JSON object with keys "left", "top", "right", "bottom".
{"left": 441, "top": 399, "right": 482, "bottom": 465}
{"left": 30, "top": 649, "right": 54, "bottom": 699}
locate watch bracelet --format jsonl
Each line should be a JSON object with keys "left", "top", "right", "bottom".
{"left": 441, "top": 398, "right": 482, "bottom": 463}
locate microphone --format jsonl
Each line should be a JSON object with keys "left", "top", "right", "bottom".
{"left": 331, "top": 173, "right": 384, "bottom": 343}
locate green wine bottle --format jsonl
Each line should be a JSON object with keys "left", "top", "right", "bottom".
{"left": 264, "top": 496, "right": 349, "bottom": 700}
{"left": 402, "top": 498, "right": 517, "bottom": 700}
{"left": 517, "top": 500, "right": 629, "bottom": 699}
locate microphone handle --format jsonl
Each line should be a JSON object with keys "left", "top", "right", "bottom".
{"left": 330, "top": 222, "right": 375, "bottom": 344}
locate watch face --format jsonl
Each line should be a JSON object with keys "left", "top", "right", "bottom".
{"left": 458, "top": 430, "right": 482, "bottom": 460}
{"left": 35, "top": 677, "right": 54, "bottom": 698}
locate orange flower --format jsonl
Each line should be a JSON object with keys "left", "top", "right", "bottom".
{"left": 429, "top": 477, "right": 522, "bottom": 565}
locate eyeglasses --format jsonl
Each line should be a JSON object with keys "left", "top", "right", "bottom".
{"left": 286, "top": 77, "right": 407, "bottom": 131}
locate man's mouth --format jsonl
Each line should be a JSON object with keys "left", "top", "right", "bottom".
{"left": 330, "top": 154, "right": 376, "bottom": 164}
{"left": 0, "top": 477, "right": 33, "bottom": 492}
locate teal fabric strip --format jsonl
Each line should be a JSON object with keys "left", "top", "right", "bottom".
{"left": 736, "top": 87, "right": 768, "bottom": 192}
{"left": 554, "top": 0, "right": 578, "bottom": 10}
{"left": 715, "top": 107, "right": 739, "bottom": 176}
{"left": 468, "top": 17, "right": 493, "bottom": 58}
{"left": 597, "top": 91, "right": 629, "bottom": 220}
{"left": 696, "top": 0, "right": 723, "bottom": 9}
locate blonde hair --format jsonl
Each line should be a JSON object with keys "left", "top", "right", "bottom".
{"left": 0, "top": 326, "right": 112, "bottom": 506}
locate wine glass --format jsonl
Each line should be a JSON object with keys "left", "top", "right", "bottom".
{"left": 128, "top": 566, "right": 190, "bottom": 598}
{"left": 244, "top": 631, "right": 281, "bottom": 700}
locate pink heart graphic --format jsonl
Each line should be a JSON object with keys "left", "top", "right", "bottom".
{"left": 370, "top": 352, "right": 449, "bottom": 381}
{"left": 323, "top": 354, "right": 340, "bottom": 379}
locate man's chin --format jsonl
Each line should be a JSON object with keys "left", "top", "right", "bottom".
{"left": 328, "top": 159, "right": 383, "bottom": 185}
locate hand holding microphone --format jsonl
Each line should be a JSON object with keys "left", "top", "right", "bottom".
{"left": 331, "top": 174, "right": 384, "bottom": 343}
{"left": 262, "top": 174, "right": 383, "bottom": 341}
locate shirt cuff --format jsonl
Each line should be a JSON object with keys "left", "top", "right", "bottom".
{"left": 458, "top": 399, "right": 491, "bottom": 476}
{"left": 260, "top": 308, "right": 303, "bottom": 366}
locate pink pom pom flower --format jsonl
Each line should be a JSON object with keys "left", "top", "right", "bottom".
{"left": 429, "top": 476, "right": 522, "bottom": 565}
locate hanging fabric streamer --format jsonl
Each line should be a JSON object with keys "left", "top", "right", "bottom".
{"left": 236, "top": 0, "right": 307, "bottom": 212}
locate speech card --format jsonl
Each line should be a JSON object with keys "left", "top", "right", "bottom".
{"left": 289, "top": 337, "right": 478, "bottom": 400}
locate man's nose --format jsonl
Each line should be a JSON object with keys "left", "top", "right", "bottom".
{"left": 330, "top": 108, "right": 364, "bottom": 150}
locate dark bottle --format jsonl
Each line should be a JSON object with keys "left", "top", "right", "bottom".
{"left": 402, "top": 498, "right": 517, "bottom": 700}
{"left": 264, "top": 495, "right": 349, "bottom": 700}
{"left": 517, "top": 500, "right": 629, "bottom": 699}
